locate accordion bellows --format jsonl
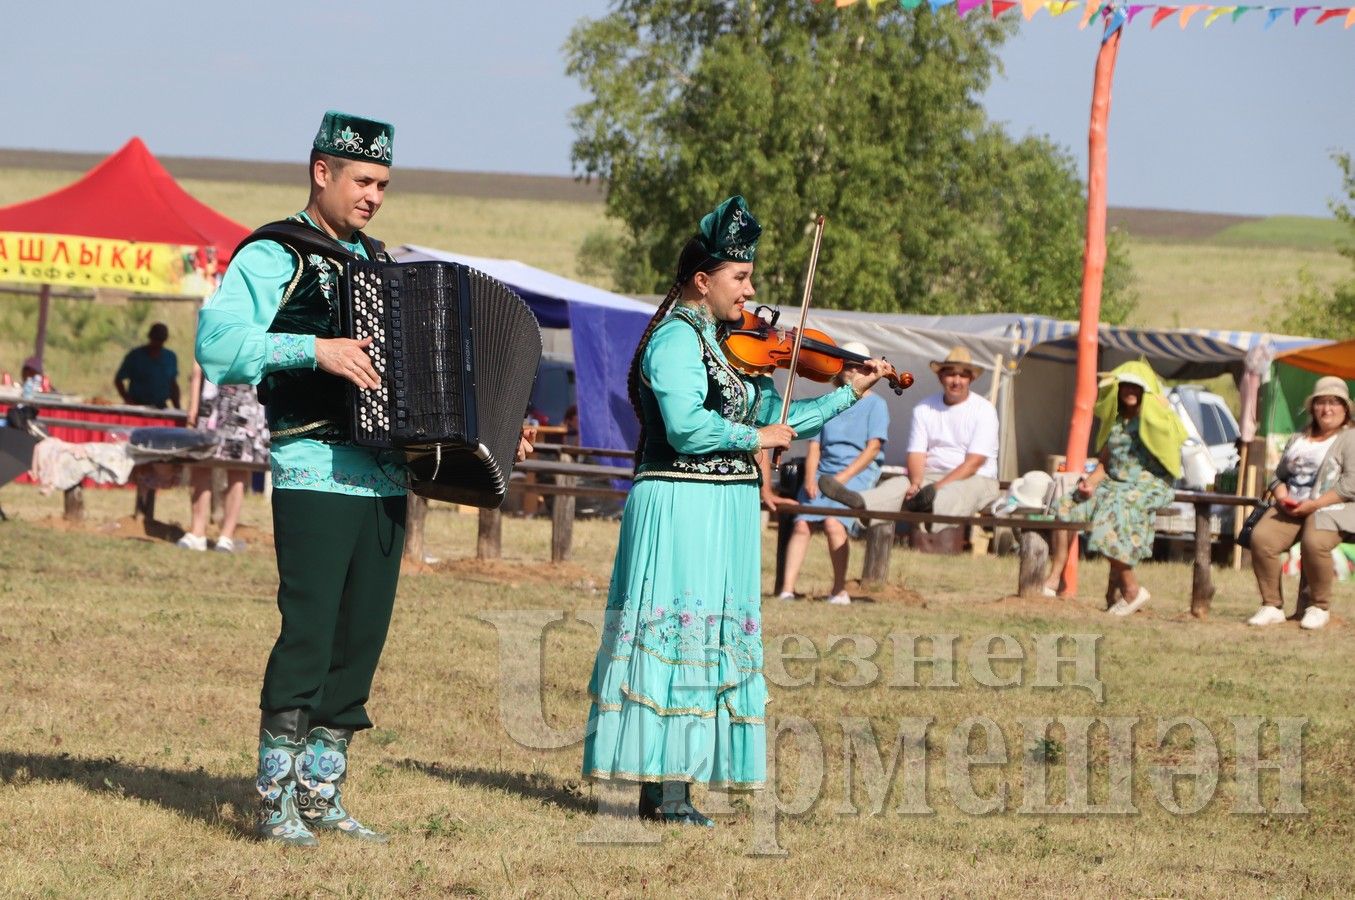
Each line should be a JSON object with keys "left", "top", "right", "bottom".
{"left": 341, "top": 260, "right": 542, "bottom": 508}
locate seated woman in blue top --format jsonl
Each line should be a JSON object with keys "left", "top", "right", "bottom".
{"left": 580, "top": 196, "right": 892, "bottom": 826}
{"left": 776, "top": 341, "right": 890, "bottom": 606}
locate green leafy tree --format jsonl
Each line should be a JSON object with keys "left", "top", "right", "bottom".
{"left": 567, "top": 0, "right": 1133, "bottom": 321}
{"left": 1275, "top": 152, "right": 1355, "bottom": 340}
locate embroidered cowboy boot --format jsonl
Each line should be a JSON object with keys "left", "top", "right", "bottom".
{"left": 296, "top": 726, "right": 388, "bottom": 843}
{"left": 638, "top": 781, "right": 715, "bottom": 827}
{"left": 255, "top": 709, "right": 317, "bottom": 847}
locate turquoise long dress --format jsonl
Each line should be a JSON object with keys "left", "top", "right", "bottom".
{"left": 582, "top": 305, "right": 856, "bottom": 790}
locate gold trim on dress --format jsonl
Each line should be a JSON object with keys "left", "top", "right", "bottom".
{"left": 583, "top": 768, "right": 765, "bottom": 790}
{"left": 271, "top": 418, "right": 337, "bottom": 439}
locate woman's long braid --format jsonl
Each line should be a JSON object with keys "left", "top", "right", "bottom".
{"left": 628, "top": 237, "right": 723, "bottom": 475}
{"left": 628, "top": 280, "right": 683, "bottom": 474}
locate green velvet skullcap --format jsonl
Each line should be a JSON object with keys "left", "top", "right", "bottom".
{"left": 313, "top": 110, "right": 394, "bottom": 166}
{"left": 698, "top": 195, "right": 761, "bottom": 262}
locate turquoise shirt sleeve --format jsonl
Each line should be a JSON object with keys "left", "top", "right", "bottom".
{"left": 751, "top": 377, "right": 856, "bottom": 440}
{"left": 195, "top": 241, "right": 317, "bottom": 386}
{"left": 642, "top": 319, "right": 761, "bottom": 453}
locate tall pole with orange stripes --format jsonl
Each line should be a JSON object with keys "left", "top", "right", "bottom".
{"left": 1060, "top": 12, "right": 1124, "bottom": 596}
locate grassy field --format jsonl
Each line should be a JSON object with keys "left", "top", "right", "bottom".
{"left": 0, "top": 163, "right": 1349, "bottom": 398}
{"left": 0, "top": 484, "right": 1351, "bottom": 897}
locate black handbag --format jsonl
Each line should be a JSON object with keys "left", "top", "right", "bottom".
{"left": 1236, "top": 501, "right": 1272, "bottom": 550}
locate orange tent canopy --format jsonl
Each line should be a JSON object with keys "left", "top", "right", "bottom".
{"left": 1276, "top": 339, "right": 1355, "bottom": 381}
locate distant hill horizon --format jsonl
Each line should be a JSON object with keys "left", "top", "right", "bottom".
{"left": 0, "top": 146, "right": 1341, "bottom": 247}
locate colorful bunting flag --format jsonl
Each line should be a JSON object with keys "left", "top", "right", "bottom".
{"left": 814, "top": 0, "right": 1355, "bottom": 30}
{"left": 1151, "top": 5, "right": 1179, "bottom": 26}
{"left": 1179, "top": 4, "right": 1206, "bottom": 25}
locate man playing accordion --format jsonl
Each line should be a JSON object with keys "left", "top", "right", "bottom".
{"left": 197, "top": 110, "right": 530, "bottom": 846}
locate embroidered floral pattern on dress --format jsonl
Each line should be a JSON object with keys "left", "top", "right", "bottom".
{"left": 266, "top": 333, "right": 312, "bottom": 370}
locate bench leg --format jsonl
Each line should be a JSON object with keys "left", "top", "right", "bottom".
{"left": 63, "top": 485, "right": 85, "bottom": 523}
{"left": 860, "top": 521, "right": 894, "bottom": 588}
{"left": 404, "top": 492, "right": 428, "bottom": 565}
{"left": 1017, "top": 530, "right": 1051, "bottom": 599}
{"left": 477, "top": 507, "right": 502, "bottom": 560}
{"left": 1190, "top": 502, "right": 1215, "bottom": 619}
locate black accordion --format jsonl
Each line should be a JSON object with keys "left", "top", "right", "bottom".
{"left": 340, "top": 260, "right": 542, "bottom": 508}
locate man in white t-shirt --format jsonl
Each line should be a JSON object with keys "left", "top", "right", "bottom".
{"left": 821, "top": 346, "right": 1000, "bottom": 520}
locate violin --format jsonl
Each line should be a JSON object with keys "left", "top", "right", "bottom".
{"left": 720, "top": 305, "right": 915, "bottom": 396}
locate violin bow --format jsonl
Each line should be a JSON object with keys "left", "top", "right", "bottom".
{"left": 773, "top": 214, "right": 826, "bottom": 462}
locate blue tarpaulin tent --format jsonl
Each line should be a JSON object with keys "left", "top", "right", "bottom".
{"left": 390, "top": 245, "right": 655, "bottom": 455}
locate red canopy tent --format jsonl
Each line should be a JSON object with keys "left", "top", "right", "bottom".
{"left": 0, "top": 137, "right": 249, "bottom": 363}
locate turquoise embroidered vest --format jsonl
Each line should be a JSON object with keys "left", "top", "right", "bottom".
{"left": 256, "top": 216, "right": 378, "bottom": 442}
{"left": 634, "top": 310, "right": 761, "bottom": 484}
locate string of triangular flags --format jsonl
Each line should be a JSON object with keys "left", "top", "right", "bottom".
{"left": 822, "top": 0, "right": 1355, "bottom": 30}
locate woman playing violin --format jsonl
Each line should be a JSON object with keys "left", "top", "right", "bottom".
{"left": 581, "top": 196, "right": 890, "bottom": 825}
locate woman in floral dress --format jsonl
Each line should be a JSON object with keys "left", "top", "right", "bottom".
{"left": 581, "top": 196, "right": 888, "bottom": 825}
{"left": 1044, "top": 361, "right": 1186, "bottom": 615}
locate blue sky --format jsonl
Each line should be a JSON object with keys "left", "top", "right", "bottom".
{"left": 3, "top": 0, "right": 1351, "bottom": 216}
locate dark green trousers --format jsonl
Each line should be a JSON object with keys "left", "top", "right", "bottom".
{"left": 261, "top": 490, "right": 407, "bottom": 730}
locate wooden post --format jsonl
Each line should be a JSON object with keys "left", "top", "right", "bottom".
{"left": 1190, "top": 501, "right": 1215, "bottom": 618}
{"left": 63, "top": 485, "right": 84, "bottom": 522}
{"left": 134, "top": 486, "right": 157, "bottom": 523}
{"left": 551, "top": 452, "right": 577, "bottom": 563}
{"left": 477, "top": 508, "right": 502, "bottom": 560}
{"left": 1017, "top": 530, "right": 1051, "bottom": 599}
{"left": 404, "top": 492, "right": 428, "bottom": 564}
{"left": 860, "top": 521, "right": 894, "bottom": 588}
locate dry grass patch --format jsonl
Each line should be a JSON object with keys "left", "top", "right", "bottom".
{"left": 0, "top": 482, "right": 1351, "bottom": 896}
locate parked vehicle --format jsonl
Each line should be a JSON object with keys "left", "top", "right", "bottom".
{"left": 1155, "top": 386, "right": 1243, "bottom": 551}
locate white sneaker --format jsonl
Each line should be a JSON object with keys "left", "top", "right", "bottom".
{"left": 1299, "top": 607, "right": 1330, "bottom": 630}
{"left": 777, "top": 591, "right": 796, "bottom": 601}
{"left": 826, "top": 591, "right": 852, "bottom": 606}
{"left": 176, "top": 533, "right": 207, "bottom": 551}
{"left": 1247, "top": 606, "right": 1286, "bottom": 626}
{"left": 213, "top": 536, "right": 237, "bottom": 553}
{"left": 1111, "top": 587, "right": 1150, "bottom": 616}
{"left": 1041, "top": 586, "right": 1058, "bottom": 598}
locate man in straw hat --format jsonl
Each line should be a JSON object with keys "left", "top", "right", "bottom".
{"left": 820, "top": 345, "right": 1000, "bottom": 532}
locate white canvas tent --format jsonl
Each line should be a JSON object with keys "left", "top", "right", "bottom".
{"left": 788, "top": 309, "right": 1323, "bottom": 478}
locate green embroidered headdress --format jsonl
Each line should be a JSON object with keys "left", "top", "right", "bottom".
{"left": 697, "top": 195, "right": 761, "bottom": 262}
{"left": 313, "top": 110, "right": 394, "bottom": 165}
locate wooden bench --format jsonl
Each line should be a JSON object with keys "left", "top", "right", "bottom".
{"left": 771, "top": 502, "right": 1090, "bottom": 601}
{"left": 773, "top": 488, "right": 1260, "bottom": 617}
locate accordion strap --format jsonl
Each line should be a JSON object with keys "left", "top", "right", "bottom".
{"left": 235, "top": 219, "right": 387, "bottom": 263}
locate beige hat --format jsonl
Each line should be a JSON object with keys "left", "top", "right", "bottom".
{"left": 840, "top": 340, "right": 870, "bottom": 360}
{"left": 1305, "top": 375, "right": 1352, "bottom": 416}
{"left": 929, "top": 346, "right": 984, "bottom": 378}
